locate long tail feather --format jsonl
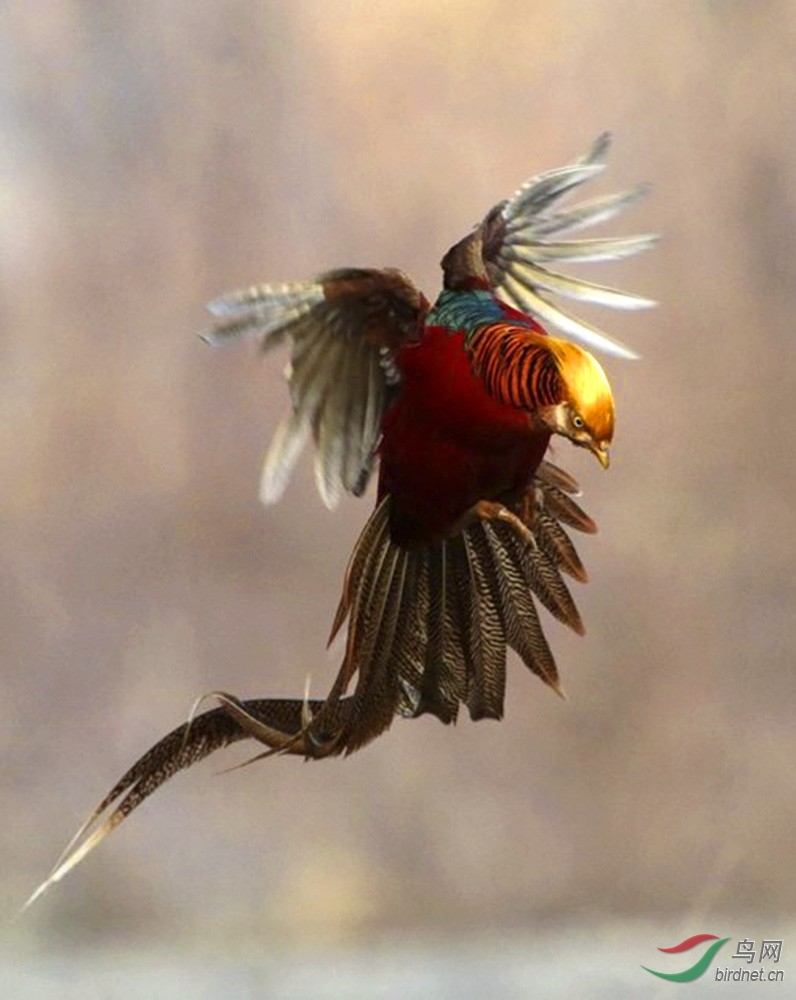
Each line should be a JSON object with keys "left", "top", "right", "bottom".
{"left": 462, "top": 526, "right": 509, "bottom": 719}
{"left": 481, "top": 521, "right": 563, "bottom": 696}
{"left": 25, "top": 463, "right": 596, "bottom": 908}
{"left": 21, "top": 697, "right": 342, "bottom": 913}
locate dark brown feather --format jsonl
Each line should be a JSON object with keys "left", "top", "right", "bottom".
{"left": 481, "top": 521, "right": 561, "bottom": 693}
{"left": 462, "top": 525, "right": 509, "bottom": 721}
{"left": 27, "top": 469, "right": 595, "bottom": 906}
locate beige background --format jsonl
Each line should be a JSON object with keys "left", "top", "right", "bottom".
{"left": 2, "top": 1, "right": 794, "bottom": 992}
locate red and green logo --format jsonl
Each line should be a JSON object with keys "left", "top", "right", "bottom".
{"left": 642, "top": 934, "right": 730, "bottom": 982}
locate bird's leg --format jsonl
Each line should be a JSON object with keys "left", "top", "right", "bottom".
{"left": 210, "top": 690, "right": 346, "bottom": 771}
{"left": 300, "top": 679, "right": 348, "bottom": 757}
{"left": 469, "top": 499, "right": 538, "bottom": 549}
{"left": 516, "top": 484, "right": 546, "bottom": 531}
{"left": 468, "top": 495, "right": 586, "bottom": 621}
{"left": 202, "top": 692, "right": 308, "bottom": 754}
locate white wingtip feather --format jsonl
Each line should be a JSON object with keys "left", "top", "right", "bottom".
{"left": 490, "top": 135, "right": 656, "bottom": 359}
{"left": 259, "top": 411, "right": 310, "bottom": 506}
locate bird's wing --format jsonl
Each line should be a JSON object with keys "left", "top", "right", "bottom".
{"left": 202, "top": 267, "right": 426, "bottom": 508}
{"left": 442, "top": 133, "right": 658, "bottom": 359}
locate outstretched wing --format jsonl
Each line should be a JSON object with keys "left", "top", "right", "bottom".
{"left": 202, "top": 267, "right": 427, "bottom": 508}
{"left": 442, "top": 133, "right": 657, "bottom": 359}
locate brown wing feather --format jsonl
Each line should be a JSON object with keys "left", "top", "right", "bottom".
{"left": 203, "top": 268, "right": 427, "bottom": 508}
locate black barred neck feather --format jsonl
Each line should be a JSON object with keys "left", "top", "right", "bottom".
{"left": 468, "top": 323, "right": 564, "bottom": 411}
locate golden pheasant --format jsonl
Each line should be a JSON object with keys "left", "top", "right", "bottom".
{"left": 26, "top": 134, "right": 655, "bottom": 907}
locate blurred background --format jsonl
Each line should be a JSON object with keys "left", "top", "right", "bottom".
{"left": 2, "top": 2, "right": 795, "bottom": 996}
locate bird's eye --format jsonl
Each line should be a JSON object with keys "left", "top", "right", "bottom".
{"left": 572, "top": 414, "right": 585, "bottom": 429}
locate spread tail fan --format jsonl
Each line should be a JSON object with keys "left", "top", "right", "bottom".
{"left": 21, "top": 463, "right": 595, "bottom": 909}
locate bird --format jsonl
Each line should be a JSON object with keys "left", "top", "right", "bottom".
{"left": 24, "top": 133, "right": 656, "bottom": 909}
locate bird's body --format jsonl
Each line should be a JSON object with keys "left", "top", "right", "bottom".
{"left": 25, "top": 135, "right": 657, "bottom": 908}
{"left": 380, "top": 294, "right": 551, "bottom": 547}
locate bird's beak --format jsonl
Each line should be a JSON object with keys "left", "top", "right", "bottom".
{"left": 589, "top": 442, "right": 611, "bottom": 469}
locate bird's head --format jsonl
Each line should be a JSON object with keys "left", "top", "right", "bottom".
{"left": 538, "top": 339, "right": 615, "bottom": 468}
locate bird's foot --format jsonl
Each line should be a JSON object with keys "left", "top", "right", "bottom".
{"left": 200, "top": 691, "right": 345, "bottom": 771}
{"left": 470, "top": 499, "right": 538, "bottom": 548}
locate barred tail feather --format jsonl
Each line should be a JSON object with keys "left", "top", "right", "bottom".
{"left": 19, "top": 696, "right": 352, "bottom": 914}
{"left": 419, "top": 543, "right": 468, "bottom": 723}
{"left": 461, "top": 526, "right": 510, "bottom": 719}
{"left": 334, "top": 464, "right": 594, "bottom": 732}
{"left": 24, "top": 464, "right": 595, "bottom": 908}
{"left": 480, "top": 521, "right": 561, "bottom": 695}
